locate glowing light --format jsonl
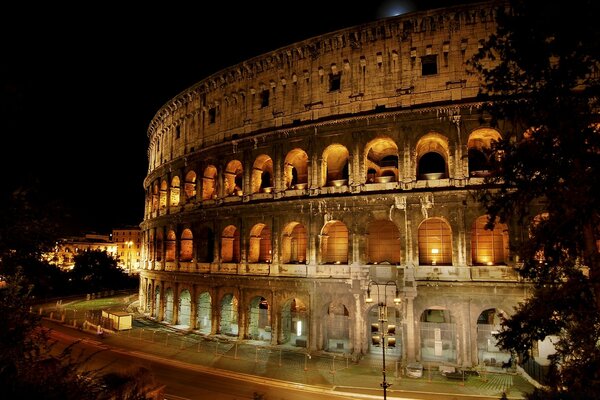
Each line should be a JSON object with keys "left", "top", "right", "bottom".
{"left": 297, "top": 320, "right": 302, "bottom": 336}
{"left": 377, "top": 0, "right": 416, "bottom": 18}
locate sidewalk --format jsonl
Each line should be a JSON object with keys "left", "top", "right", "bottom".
{"left": 102, "top": 317, "right": 533, "bottom": 399}
{"left": 39, "top": 294, "right": 534, "bottom": 399}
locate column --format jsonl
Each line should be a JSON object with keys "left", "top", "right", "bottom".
{"left": 405, "top": 296, "right": 416, "bottom": 362}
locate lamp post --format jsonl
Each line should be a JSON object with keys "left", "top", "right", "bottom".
{"left": 365, "top": 281, "right": 402, "bottom": 400}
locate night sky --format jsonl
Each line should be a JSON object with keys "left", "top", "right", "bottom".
{"left": 1, "top": 1, "right": 473, "bottom": 235}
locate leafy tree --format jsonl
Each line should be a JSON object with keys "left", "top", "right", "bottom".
{"left": 0, "top": 182, "right": 70, "bottom": 298}
{"left": 70, "top": 249, "right": 137, "bottom": 293}
{"left": 470, "top": 0, "right": 600, "bottom": 397}
{"left": 0, "top": 272, "right": 156, "bottom": 399}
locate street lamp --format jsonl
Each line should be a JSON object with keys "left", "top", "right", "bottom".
{"left": 365, "top": 280, "right": 402, "bottom": 400}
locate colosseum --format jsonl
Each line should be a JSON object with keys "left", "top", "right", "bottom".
{"left": 139, "top": 0, "right": 528, "bottom": 368}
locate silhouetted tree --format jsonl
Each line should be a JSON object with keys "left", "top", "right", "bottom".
{"left": 0, "top": 273, "right": 155, "bottom": 399}
{"left": 470, "top": 0, "right": 600, "bottom": 397}
{"left": 70, "top": 249, "right": 136, "bottom": 293}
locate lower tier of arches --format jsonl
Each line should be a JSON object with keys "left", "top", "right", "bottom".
{"left": 139, "top": 271, "right": 527, "bottom": 367}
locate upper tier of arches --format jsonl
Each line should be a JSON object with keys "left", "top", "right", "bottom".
{"left": 146, "top": 1, "right": 498, "bottom": 174}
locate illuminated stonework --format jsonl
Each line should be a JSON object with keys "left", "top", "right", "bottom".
{"left": 139, "top": 1, "right": 530, "bottom": 367}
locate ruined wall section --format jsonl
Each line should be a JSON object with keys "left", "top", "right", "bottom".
{"left": 146, "top": 2, "right": 498, "bottom": 174}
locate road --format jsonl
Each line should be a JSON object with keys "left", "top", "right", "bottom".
{"left": 44, "top": 319, "right": 515, "bottom": 400}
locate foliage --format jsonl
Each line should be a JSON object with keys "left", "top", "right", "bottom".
{"left": 70, "top": 249, "right": 138, "bottom": 293}
{"left": 0, "top": 182, "right": 70, "bottom": 298}
{"left": 470, "top": 0, "right": 600, "bottom": 396}
{"left": 0, "top": 272, "right": 154, "bottom": 399}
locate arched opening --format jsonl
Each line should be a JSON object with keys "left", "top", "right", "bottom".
{"left": 146, "top": 283, "right": 152, "bottom": 311}
{"left": 420, "top": 309, "right": 456, "bottom": 363}
{"left": 221, "top": 225, "right": 240, "bottom": 263}
{"left": 153, "top": 287, "right": 160, "bottom": 318}
{"left": 365, "top": 137, "right": 399, "bottom": 183}
{"left": 251, "top": 155, "right": 274, "bottom": 193}
{"left": 284, "top": 149, "right": 309, "bottom": 189}
{"left": 471, "top": 216, "right": 509, "bottom": 265}
{"left": 170, "top": 176, "right": 180, "bottom": 206}
{"left": 156, "top": 231, "right": 163, "bottom": 261}
{"left": 159, "top": 180, "right": 168, "bottom": 209}
{"left": 180, "top": 229, "right": 193, "bottom": 261}
{"left": 196, "top": 227, "right": 214, "bottom": 263}
{"left": 224, "top": 160, "right": 243, "bottom": 196}
{"left": 184, "top": 170, "right": 197, "bottom": 201}
{"left": 202, "top": 165, "right": 217, "bottom": 200}
{"left": 178, "top": 289, "right": 191, "bottom": 327}
{"left": 416, "top": 134, "right": 449, "bottom": 180}
{"left": 322, "top": 144, "right": 349, "bottom": 187}
{"left": 367, "top": 305, "right": 402, "bottom": 356}
{"left": 281, "top": 298, "right": 308, "bottom": 347}
{"left": 477, "top": 308, "right": 511, "bottom": 367}
{"left": 418, "top": 218, "right": 452, "bottom": 265}
{"left": 321, "top": 221, "right": 348, "bottom": 264}
{"left": 248, "top": 296, "right": 271, "bottom": 342}
{"left": 467, "top": 128, "right": 501, "bottom": 177}
{"left": 196, "top": 292, "right": 212, "bottom": 334}
{"left": 281, "top": 222, "right": 308, "bottom": 264}
{"left": 219, "top": 293, "right": 238, "bottom": 336}
{"left": 325, "top": 303, "right": 350, "bottom": 352}
{"left": 152, "top": 183, "right": 159, "bottom": 212}
{"left": 418, "top": 153, "right": 446, "bottom": 179}
{"left": 164, "top": 288, "right": 174, "bottom": 323}
{"left": 248, "top": 224, "right": 272, "bottom": 263}
{"left": 367, "top": 220, "right": 401, "bottom": 264}
{"left": 165, "top": 230, "right": 176, "bottom": 262}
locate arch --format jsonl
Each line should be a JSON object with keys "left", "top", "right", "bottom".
{"left": 418, "top": 218, "right": 452, "bottom": 265}
{"left": 178, "top": 289, "right": 191, "bottom": 326}
{"left": 221, "top": 225, "right": 240, "bottom": 263}
{"left": 284, "top": 148, "right": 309, "bottom": 189}
{"left": 165, "top": 230, "right": 176, "bottom": 262}
{"left": 184, "top": 170, "right": 197, "bottom": 200}
{"left": 224, "top": 160, "right": 243, "bottom": 196}
{"left": 180, "top": 228, "right": 193, "bottom": 261}
{"left": 325, "top": 302, "right": 350, "bottom": 352}
{"left": 146, "top": 283, "right": 152, "bottom": 311}
{"left": 159, "top": 180, "right": 168, "bottom": 209}
{"left": 367, "top": 220, "right": 401, "bottom": 264}
{"left": 367, "top": 304, "right": 402, "bottom": 355}
{"left": 322, "top": 144, "right": 349, "bottom": 186}
{"left": 321, "top": 221, "right": 348, "bottom": 264}
{"left": 415, "top": 133, "right": 449, "bottom": 180}
{"left": 280, "top": 298, "right": 308, "bottom": 346}
{"left": 170, "top": 176, "right": 180, "bottom": 206}
{"left": 156, "top": 230, "right": 163, "bottom": 261}
{"left": 281, "top": 222, "right": 308, "bottom": 264}
{"left": 251, "top": 154, "right": 274, "bottom": 193}
{"left": 196, "top": 226, "right": 214, "bottom": 263}
{"left": 364, "top": 136, "right": 399, "bottom": 183}
{"left": 477, "top": 308, "right": 511, "bottom": 367}
{"left": 467, "top": 128, "right": 501, "bottom": 176}
{"left": 219, "top": 293, "right": 239, "bottom": 336}
{"left": 248, "top": 296, "right": 271, "bottom": 341}
{"left": 202, "top": 165, "right": 218, "bottom": 200}
{"left": 471, "top": 216, "right": 509, "bottom": 265}
{"left": 152, "top": 183, "right": 159, "bottom": 212}
{"left": 248, "top": 223, "right": 272, "bottom": 263}
{"left": 196, "top": 291, "right": 212, "bottom": 334}
{"left": 164, "top": 287, "right": 174, "bottom": 323}
{"left": 419, "top": 308, "right": 456, "bottom": 363}
{"left": 153, "top": 286, "right": 160, "bottom": 318}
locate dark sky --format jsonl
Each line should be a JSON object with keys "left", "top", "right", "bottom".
{"left": 1, "top": 0, "right": 473, "bottom": 235}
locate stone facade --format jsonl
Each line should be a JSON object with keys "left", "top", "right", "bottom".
{"left": 139, "top": 1, "right": 528, "bottom": 368}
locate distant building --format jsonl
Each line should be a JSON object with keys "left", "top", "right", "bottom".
{"left": 46, "top": 233, "right": 117, "bottom": 270}
{"left": 111, "top": 226, "right": 142, "bottom": 274}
